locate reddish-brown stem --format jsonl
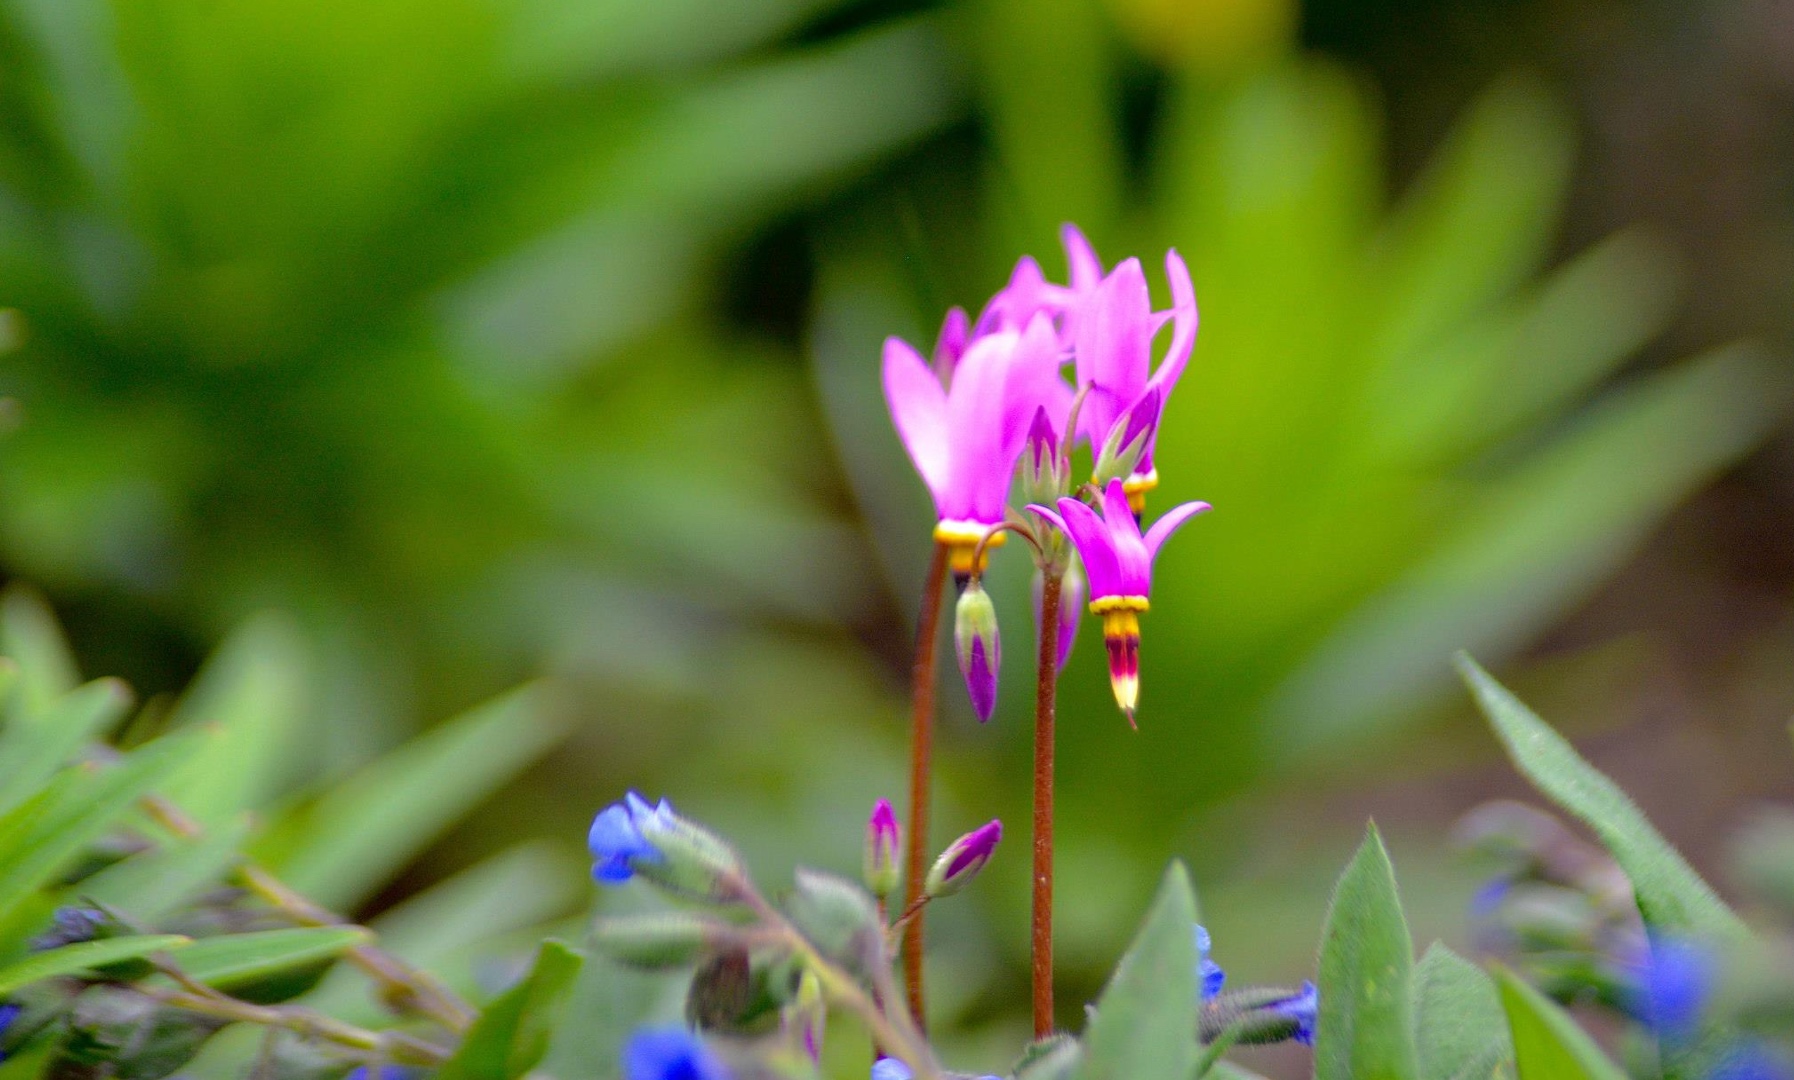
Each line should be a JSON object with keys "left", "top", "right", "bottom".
{"left": 1032, "top": 571, "right": 1062, "bottom": 1037}
{"left": 903, "top": 539, "right": 949, "bottom": 1034}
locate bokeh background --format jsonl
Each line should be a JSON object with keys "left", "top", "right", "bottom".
{"left": 0, "top": 0, "right": 1792, "bottom": 1073}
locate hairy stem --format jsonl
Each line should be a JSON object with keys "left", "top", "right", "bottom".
{"left": 1032, "top": 571, "right": 1061, "bottom": 1037}
{"left": 141, "top": 794, "right": 475, "bottom": 1031}
{"left": 903, "top": 539, "right": 949, "bottom": 1033}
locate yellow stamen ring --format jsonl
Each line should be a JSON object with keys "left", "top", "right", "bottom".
{"left": 1088, "top": 595, "right": 1149, "bottom": 615}
{"left": 934, "top": 520, "right": 1006, "bottom": 576}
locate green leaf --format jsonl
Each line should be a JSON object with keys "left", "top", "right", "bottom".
{"left": 0, "top": 678, "right": 131, "bottom": 814}
{"left": 162, "top": 614, "right": 307, "bottom": 830}
{"left": 163, "top": 927, "right": 369, "bottom": 990}
{"left": 75, "top": 815, "right": 252, "bottom": 923}
{"left": 0, "top": 585, "right": 77, "bottom": 718}
{"left": 1455, "top": 654, "right": 1746, "bottom": 940}
{"left": 0, "top": 934, "right": 189, "bottom": 994}
{"left": 260, "top": 683, "right": 565, "bottom": 910}
{"left": 1074, "top": 861, "right": 1199, "bottom": 1080}
{"left": 1195, "top": 1022, "right": 1248, "bottom": 1080}
{"left": 1413, "top": 943, "right": 1513, "bottom": 1080}
{"left": 0, "top": 725, "right": 210, "bottom": 925}
{"left": 1493, "top": 966, "right": 1626, "bottom": 1080}
{"left": 541, "top": 929, "right": 687, "bottom": 1080}
{"left": 1316, "top": 824, "right": 1418, "bottom": 1080}
{"left": 438, "top": 940, "right": 584, "bottom": 1080}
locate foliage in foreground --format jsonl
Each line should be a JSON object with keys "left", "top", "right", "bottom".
{"left": 0, "top": 568, "right": 1781, "bottom": 1080}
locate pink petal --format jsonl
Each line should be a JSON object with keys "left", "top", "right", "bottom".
{"left": 1074, "top": 258, "right": 1152, "bottom": 444}
{"left": 1101, "top": 479, "right": 1152, "bottom": 594}
{"left": 1061, "top": 223, "right": 1104, "bottom": 293}
{"left": 1052, "top": 496, "right": 1122, "bottom": 599}
{"left": 943, "top": 331, "right": 1019, "bottom": 523}
{"left": 882, "top": 337, "right": 950, "bottom": 501}
{"left": 1143, "top": 500, "right": 1212, "bottom": 562}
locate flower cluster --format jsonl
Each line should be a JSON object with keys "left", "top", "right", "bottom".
{"left": 886, "top": 224, "right": 1211, "bottom": 723}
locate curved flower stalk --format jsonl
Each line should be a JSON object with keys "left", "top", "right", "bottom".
{"left": 1029, "top": 480, "right": 1211, "bottom": 724}
{"left": 883, "top": 315, "right": 1069, "bottom": 578}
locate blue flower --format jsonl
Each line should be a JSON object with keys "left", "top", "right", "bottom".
{"left": 871, "top": 1058, "right": 912, "bottom": 1080}
{"left": 589, "top": 793, "right": 673, "bottom": 884}
{"left": 1645, "top": 936, "right": 1713, "bottom": 1040}
{"left": 345, "top": 1068, "right": 416, "bottom": 1080}
{"left": 0, "top": 1002, "right": 21, "bottom": 1064}
{"left": 623, "top": 1026, "right": 729, "bottom": 1080}
{"left": 1713, "top": 1041, "right": 1794, "bottom": 1080}
{"left": 1194, "top": 924, "right": 1225, "bottom": 1001}
{"left": 1267, "top": 982, "right": 1319, "bottom": 1046}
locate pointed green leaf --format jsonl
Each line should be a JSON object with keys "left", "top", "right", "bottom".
{"left": 0, "top": 586, "right": 77, "bottom": 718}
{"left": 1456, "top": 654, "right": 1746, "bottom": 940}
{"left": 1493, "top": 966, "right": 1626, "bottom": 1080}
{"left": 1074, "top": 861, "right": 1199, "bottom": 1080}
{"left": 0, "top": 934, "right": 190, "bottom": 994}
{"left": 261, "top": 683, "right": 564, "bottom": 909}
{"left": 1413, "top": 943, "right": 1513, "bottom": 1080}
{"left": 75, "top": 815, "right": 251, "bottom": 923}
{"left": 164, "top": 927, "right": 369, "bottom": 990}
{"left": 163, "top": 614, "right": 307, "bottom": 830}
{"left": 438, "top": 940, "right": 584, "bottom": 1080}
{"left": 1316, "top": 824, "right": 1418, "bottom": 1080}
{"left": 0, "top": 678, "right": 131, "bottom": 813}
{"left": 0, "top": 725, "right": 210, "bottom": 924}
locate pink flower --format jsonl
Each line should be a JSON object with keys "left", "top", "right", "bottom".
{"left": 972, "top": 224, "right": 1105, "bottom": 347}
{"left": 883, "top": 313, "right": 1069, "bottom": 573}
{"left": 1028, "top": 480, "right": 1210, "bottom": 723}
{"left": 1072, "top": 249, "right": 1197, "bottom": 510}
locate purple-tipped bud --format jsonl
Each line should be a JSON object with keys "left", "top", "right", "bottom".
{"left": 1032, "top": 561, "right": 1084, "bottom": 670}
{"left": 1019, "top": 407, "right": 1068, "bottom": 507}
{"left": 1092, "top": 387, "right": 1163, "bottom": 488}
{"left": 954, "top": 581, "right": 1001, "bottom": 722}
{"left": 863, "top": 799, "right": 902, "bottom": 899}
{"left": 925, "top": 820, "right": 1002, "bottom": 898}
{"left": 932, "top": 307, "right": 970, "bottom": 382}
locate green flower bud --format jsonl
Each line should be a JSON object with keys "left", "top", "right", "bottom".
{"left": 591, "top": 913, "right": 732, "bottom": 969}
{"left": 954, "top": 582, "right": 1000, "bottom": 723}
{"left": 784, "top": 869, "right": 880, "bottom": 973}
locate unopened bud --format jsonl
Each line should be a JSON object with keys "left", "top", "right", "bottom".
{"left": 1092, "top": 388, "right": 1162, "bottom": 489}
{"left": 863, "top": 800, "right": 902, "bottom": 900}
{"left": 591, "top": 913, "right": 729, "bottom": 969}
{"left": 785, "top": 869, "right": 880, "bottom": 972}
{"left": 1200, "top": 983, "right": 1319, "bottom": 1046}
{"left": 925, "top": 820, "right": 1002, "bottom": 899}
{"left": 1019, "top": 408, "right": 1069, "bottom": 507}
{"left": 954, "top": 582, "right": 1001, "bottom": 722}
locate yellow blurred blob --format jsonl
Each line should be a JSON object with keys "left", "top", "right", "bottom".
{"left": 1105, "top": 0, "right": 1295, "bottom": 72}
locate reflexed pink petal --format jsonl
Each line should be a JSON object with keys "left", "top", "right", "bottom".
{"left": 882, "top": 337, "right": 950, "bottom": 501}
{"left": 1143, "top": 500, "right": 1212, "bottom": 562}
{"left": 1051, "top": 496, "right": 1122, "bottom": 598}
{"left": 1101, "top": 479, "right": 1152, "bottom": 594}
{"left": 1061, "top": 223, "right": 1104, "bottom": 293}
{"left": 933, "top": 307, "right": 970, "bottom": 380}
{"left": 942, "top": 331, "right": 1018, "bottom": 523}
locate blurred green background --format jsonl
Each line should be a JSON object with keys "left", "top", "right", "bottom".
{"left": 1, "top": 0, "right": 1792, "bottom": 1071}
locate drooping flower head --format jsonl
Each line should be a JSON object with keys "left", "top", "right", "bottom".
{"left": 884, "top": 314, "right": 1069, "bottom": 577}
{"left": 1028, "top": 480, "right": 1210, "bottom": 724}
{"left": 588, "top": 792, "right": 671, "bottom": 884}
{"left": 1072, "top": 248, "right": 1197, "bottom": 512}
{"left": 588, "top": 793, "right": 743, "bottom": 900}
{"left": 623, "top": 1026, "right": 730, "bottom": 1080}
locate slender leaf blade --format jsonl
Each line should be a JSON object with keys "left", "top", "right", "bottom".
{"left": 0, "top": 678, "right": 131, "bottom": 813}
{"left": 75, "top": 815, "right": 252, "bottom": 923}
{"left": 438, "top": 940, "right": 584, "bottom": 1080}
{"left": 1074, "top": 861, "right": 1200, "bottom": 1080}
{"left": 0, "top": 934, "right": 189, "bottom": 994}
{"left": 0, "top": 586, "right": 77, "bottom": 718}
{"left": 1316, "top": 824, "right": 1418, "bottom": 1080}
{"left": 1456, "top": 654, "right": 1746, "bottom": 940}
{"left": 165, "top": 927, "right": 369, "bottom": 990}
{"left": 1493, "top": 966, "right": 1626, "bottom": 1080}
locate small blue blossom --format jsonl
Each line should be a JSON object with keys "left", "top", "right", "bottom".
{"left": 871, "top": 1059, "right": 997, "bottom": 1080}
{"left": 1268, "top": 982, "right": 1319, "bottom": 1046}
{"left": 1713, "top": 1041, "right": 1794, "bottom": 1080}
{"left": 623, "top": 1026, "right": 729, "bottom": 1080}
{"left": 1469, "top": 879, "right": 1509, "bottom": 917}
{"left": 345, "top": 1068, "right": 416, "bottom": 1080}
{"left": 1645, "top": 936, "right": 1713, "bottom": 1041}
{"left": 0, "top": 1002, "right": 21, "bottom": 1064}
{"left": 589, "top": 793, "right": 673, "bottom": 884}
{"left": 1194, "top": 924, "right": 1225, "bottom": 1001}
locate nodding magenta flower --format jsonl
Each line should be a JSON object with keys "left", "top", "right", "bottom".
{"left": 1072, "top": 248, "right": 1197, "bottom": 511}
{"left": 1028, "top": 479, "right": 1211, "bottom": 723}
{"left": 623, "top": 1026, "right": 730, "bottom": 1080}
{"left": 925, "top": 819, "right": 1003, "bottom": 898}
{"left": 863, "top": 799, "right": 902, "bottom": 899}
{"left": 589, "top": 792, "right": 670, "bottom": 884}
{"left": 971, "top": 224, "right": 1103, "bottom": 345}
{"left": 1194, "top": 925, "right": 1226, "bottom": 1001}
{"left": 884, "top": 313, "right": 1069, "bottom": 577}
